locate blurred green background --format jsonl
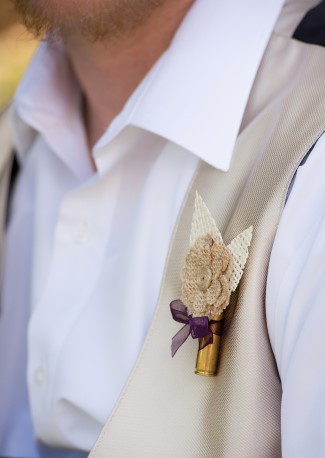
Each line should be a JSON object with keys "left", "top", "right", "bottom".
{"left": 0, "top": 0, "right": 38, "bottom": 109}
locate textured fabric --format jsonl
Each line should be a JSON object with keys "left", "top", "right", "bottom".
{"left": 189, "top": 193, "right": 222, "bottom": 246}
{"left": 89, "top": 34, "right": 325, "bottom": 458}
{"left": 227, "top": 228, "right": 254, "bottom": 292}
{"left": 182, "top": 195, "right": 252, "bottom": 318}
{"left": 181, "top": 235, "right": 233, "bottom": 318}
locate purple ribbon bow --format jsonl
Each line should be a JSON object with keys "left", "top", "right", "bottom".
{"left": 170, "top": 300, "right": 216, "bottom": 357}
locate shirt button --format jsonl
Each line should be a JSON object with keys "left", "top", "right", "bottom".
{"left": 34, "top": 367, "right": 47, "bottom": 386}
{"left": 74, "top": 222, "right": 90, "bottom": 244}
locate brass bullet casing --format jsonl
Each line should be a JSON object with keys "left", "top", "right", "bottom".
{"left": 195, "top": 313, "right": 223, "bottom": 377}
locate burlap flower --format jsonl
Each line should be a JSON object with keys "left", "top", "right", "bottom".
{"left": 181, "top": 234, "right": 233, "bottom": 318}
{"left": 170, "top": 194, "right": 253, "bottom": 359}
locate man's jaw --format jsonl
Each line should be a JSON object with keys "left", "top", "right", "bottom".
{"left": 10, "top": 0, "right": 165, "bottom": 42}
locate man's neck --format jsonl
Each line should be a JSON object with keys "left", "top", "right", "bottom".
{"left": 63, "top": 0, "right": 194, "bottom": 148}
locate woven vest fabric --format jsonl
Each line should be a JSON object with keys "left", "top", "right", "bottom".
{"left": 89, "top": 34, "right": 325, "bottom": 457}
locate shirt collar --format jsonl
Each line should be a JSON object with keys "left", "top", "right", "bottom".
{"left": 13, "top": 0, "right": 286, "bottom": 174}
{"left": 12, "top": 43, "right": 93, "bottom": 180}
{"left": 126, "top": 0, "right": 286, "bottom": 172}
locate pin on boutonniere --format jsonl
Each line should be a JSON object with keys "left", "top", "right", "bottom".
{"left": 170, "top": 193, "right": 253, "bottom": 376}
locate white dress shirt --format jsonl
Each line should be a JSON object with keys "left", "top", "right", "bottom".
{"left": 0, "top": 0, "right": 323, "bottom": 456}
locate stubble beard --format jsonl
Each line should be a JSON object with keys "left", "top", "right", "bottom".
{"left": 11, "top": 0, "right": 165, "bottom": 42}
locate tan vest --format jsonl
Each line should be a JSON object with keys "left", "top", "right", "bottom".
{"left": 0, "top": 34, "right": 324, "bottom": 457}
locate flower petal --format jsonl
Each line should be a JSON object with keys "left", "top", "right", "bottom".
{"left": 190, "top": 192, "right": 223, "bottom": 247}
{"left": 227, "top": 226, "right": 253, "bottom": 292}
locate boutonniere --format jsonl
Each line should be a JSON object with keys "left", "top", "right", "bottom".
{"left": 170, "top": 193, "right": 253, "bottom": 376}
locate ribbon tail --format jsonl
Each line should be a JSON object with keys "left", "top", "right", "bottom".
{"left": 171, "top": 324, "right": 191, "bottom": 357}
{"left": 198, "top": 332, "right": 214, "bottom": 350}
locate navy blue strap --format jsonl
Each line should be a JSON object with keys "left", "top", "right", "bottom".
{"left": 37, "top": 442, "right": 89, "bottom": 458}
{"left": 6, "top": 152, "right": 19, "bottom": 225}
{"left": 293, "top": 0, "right": 325, "bottom": 46}
{"left": 285, "top": 141, "right": 318, "bottom": 204}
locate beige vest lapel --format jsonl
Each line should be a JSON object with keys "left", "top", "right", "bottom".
{"left": 90, "top": 34, "right": 325, "bottom": 457}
